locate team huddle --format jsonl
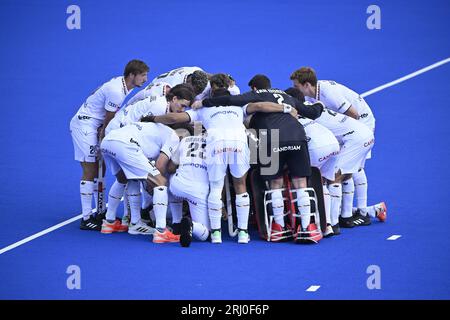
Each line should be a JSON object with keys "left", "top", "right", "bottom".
{"left": 69, "top": 60, "right": 387, "bottom": 247}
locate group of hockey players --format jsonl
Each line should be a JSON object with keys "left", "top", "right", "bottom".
{"left": 69, "top": 59, "right": 387, "bottom": 247}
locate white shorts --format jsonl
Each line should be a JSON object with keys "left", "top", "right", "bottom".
{"left": 169, "top": 174, "right": 210, "bottom": 230}
{"left": 100, "top": 138, "right": 160, "bottom": 180}
{"left": 206, "top": 140, "right": 250, "bottom": 182}
{"left": 309, "top": 142, "right": 340, "bottom": 181}
{"left": 335, "top": 134, "right": 375, "bottom": 176}
{"left": 70, "top": 117, "right": 98, "bottom": 163}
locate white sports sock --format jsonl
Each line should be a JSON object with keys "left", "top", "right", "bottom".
{"left": 153, "top": 186, "right": 168, "bottom": 229}
{"left": 192, "top": 221, "right": 209, "bottom": 241}
{"left": 353, "top": 169, "right": 368, "bottom": 209}
{"left": 270, "top": 189, "right": 285, "bottom": 227}
{"left": 127, "top": 181, "right": 142, "bottom": 225}
{"left": 295, "top": 188, "right": 311, "bottom": 229}
{"left": 235, "top": 192, "right": 250, "bottom": 230}
{"left": 341, "top": 179, "right": 355, "bottom": 218}
{"left": 322, "top": 184, "right": 331, "bottom": 224}
{"left": 329, "top": 183, "right": 342, "bottom": 226}
{"left": 208, "top": 191, "right": 223, "bottom": 230}
{"left": 169, "top": 193, "right": 183, "bottom": 224}
{"left": 80, "top": 180, "right": 95, "bottom": 219}
{"left": 365, "top": 203, "right": 382, "bottom": 218}
{"left": 106, "top": 181, "right": 126, "bottom": 221}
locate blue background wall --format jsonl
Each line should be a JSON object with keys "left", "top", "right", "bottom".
{"left": 0, "top": 0, "right": 449, "bottom": 299}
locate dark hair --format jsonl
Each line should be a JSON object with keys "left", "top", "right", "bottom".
{"left": 166, "top": 84, "right": 195, "bottom": 104}
{"left": 290, "top": 67, "right": 318, "bottom": 86}
{"left": 123, "top": 59, "right": 149, "bottom": 77}
{"left": 248, "top": 74, "right": 271, "bottom": 89}
{"left": 211, "top": 87, "right": 231, "bottom": 97}
{"left": 187, "top": 70, "right": 208, "bottom": 95}
{"left": 210, "top": 73, "right": 230, "bottom": 89}
{"left": 284, "top": 87, "right": 305, "bottom": 102}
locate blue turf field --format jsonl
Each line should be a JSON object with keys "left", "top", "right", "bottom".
{"left": 0, "top": 0, "right": 449, "bottom": 299}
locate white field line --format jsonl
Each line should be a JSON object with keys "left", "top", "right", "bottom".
{"left": 361, "top": 57, "right": 450, "bottom": 98}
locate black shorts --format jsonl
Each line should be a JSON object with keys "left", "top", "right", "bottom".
{"left": 259, "top": 141, "right": 311, "bottom": 180}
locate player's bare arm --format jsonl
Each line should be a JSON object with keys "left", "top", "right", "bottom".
{"left": 246, "top": 101, "right": 298, "bottom": 118}
{"left": 141, "top": 112, "right": 190, "bottom": 125}
{"left": 343, "top": 105, "right": 359, "bottom": 120}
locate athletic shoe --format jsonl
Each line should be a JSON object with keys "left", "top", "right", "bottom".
{"left": 180, "top": 217, "right": 193, "bottom": 248}
{"left": 331, "top": 223, "right": 341, "bottom": 235}
{"left": 238, "top": 230, "right": 250, "bottom": 244}
{"left": 270, "top": 221, "right": 293, "bottom": 242}
{"left": 339, "top": 216, "right": 355, "bottom": 228}
{"left": 352, "top": 212, "right": 371, "bottom": 226}
{"left": 376, "top": 202, "right": 387, "bottom": 222}
{"left": 101, "top": 219, "right": 128, "bottom": 234}
{"left": 153, "top": 228, "right": 180, "bottom": 243}
{"left": 128, "top": 220, "right": 156, "bottom": 235}
{"left": 94, "top": 211, "right": 106, "bottom": 224}
{"left": 295, "top": 223, "right": 322, "bottom": 244}
{"left": 80, "top": 216, "right": 102, "bottom": 231}
{"left": 211, "top": 230, "right": 222, "bottom": 244}
{"left": 323, "top": 223, "right": 334, "bottom": 237}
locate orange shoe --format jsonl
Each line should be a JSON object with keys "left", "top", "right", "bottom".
{"left": 101, "top": 219, "right": 128, "bottom": 234}
{"left": 269, "top": 221, "right": 292, "bottom": 242}
{"left": 153, "top": 228, "right": 180, "bottom": 243}
{"left": 376, "top": 202, "right": 387, "bottom": 222}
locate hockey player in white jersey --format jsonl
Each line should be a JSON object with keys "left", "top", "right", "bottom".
{"left": 102, "top": 84, "right": 195, "bottom": 232}
{"left": 167, "top": 128, "right": 211, "bottom": 247}
{"left": 100, "top": 122, "right": 181, "bottom": 243}
{"left": 70, "top": 59, "right": 149, "bottom": 231}
{"left": 290, "top": 67, "right": 386, "bottom": 226}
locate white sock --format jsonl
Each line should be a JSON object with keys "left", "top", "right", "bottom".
{"left": 329, "top": 183, "right": 342, "bottom": 226}
{"left": 323, "top": 184, "right": 331, "bottom": 225}
{"left": 366, "top": 203, "right": 382, "bottom": 217}
{"left": 127, "top": 181, "right": 142, "bottom": 225}
{"left": 80, "top": 180, "right": 95, "bottom": 220}
{"left": 353, "top": 169, "right": 368, "bottom": 210}
{"left": 208, "top": 192, "right": 223, "bottom": 231}
{"left": 106, "top": 181, "right": 126, "bottom": 221}
{"left": 341, "top": 178, "right": 354, "bottom": 218}
{"left": 235, "top": 192, "right": 250, "bottom": 230}
{"left": 153, "top": 186, "right": 168, "bottom": 229}
{"left": 295, "top": 188, "right": 311, "bottom": 229}
{"left": 169, "top": 192, "right": 183, "bottom": 224}
{"left": 271, "top": 189, "right": 285, "bottom": 227}
{"left": 192, "top": 221, "right": 209, "bottom": 241}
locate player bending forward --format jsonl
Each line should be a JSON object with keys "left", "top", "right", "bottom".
{"left": 100, "top": 122, "right": 181, "bottom": 243}
{"left": 290, "top": 67, "right": 386, "bottom": 225}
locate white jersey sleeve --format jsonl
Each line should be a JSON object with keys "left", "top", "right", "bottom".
{"left": 319, "top": 80, "right": 352, "bottom": 114}
{"left": 228, "top": 84, "right": 241, "bottom": 95}
{"left": 159, "top": 126, "right": 180, "bottom": 159}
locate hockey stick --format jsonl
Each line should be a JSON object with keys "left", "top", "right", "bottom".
{"left": 96, "top": 147, "right": 105, "bottom": 217}
{"left": 225, "top": 173, "right": 239, "bottom": 237}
